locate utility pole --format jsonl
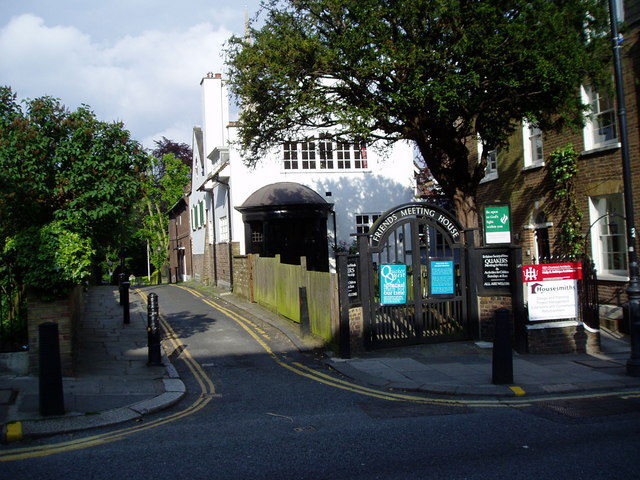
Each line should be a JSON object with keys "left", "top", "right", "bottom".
{"left": 608, "top": 0, "right": 640, "bottom": 376}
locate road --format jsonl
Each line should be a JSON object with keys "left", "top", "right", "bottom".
{"left": 2, "top": 284, "right": 639, "bottom": 479}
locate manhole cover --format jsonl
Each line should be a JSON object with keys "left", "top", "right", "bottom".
{"left": 358, "top": 400, "right": 471, "bottom": 419}
{"left": 0, "top": 389, "right": 17, "bottom": 405}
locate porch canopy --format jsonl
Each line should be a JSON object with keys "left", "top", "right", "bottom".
{"left": 236, "top": 182, "right": 333, "bottom": 271}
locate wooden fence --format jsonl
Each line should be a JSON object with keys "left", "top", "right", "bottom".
{"left": 234, "top": 254, "right": 338, "bottom": 343}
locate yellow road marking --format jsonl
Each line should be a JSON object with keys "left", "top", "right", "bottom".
{"left": 0, "top": 289, "right": 215, "bottom": 462}
{"left": 509, "top": 386, "right": 526, "bottom": 396}
{"left": 5, "top": 422, "right": 22, "bottom": 442}
{"left": 175, "top": 285, "right": 640, "bottom": 408}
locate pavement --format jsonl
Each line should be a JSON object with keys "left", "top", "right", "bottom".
{"left": 2, "top": 283, "right": 640, "bottom": 443}
{"left": 0, "top": 286, "right": 185, "bottom": 443}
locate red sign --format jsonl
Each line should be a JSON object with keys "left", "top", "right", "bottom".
{"left": 522, "top": 262, "right": 582, "bottom": 283}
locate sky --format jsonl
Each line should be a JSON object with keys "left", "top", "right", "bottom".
{"left": 0, "top": 0, "right": 263, "bottom": 149}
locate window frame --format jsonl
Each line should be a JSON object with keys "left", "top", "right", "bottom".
{"left": 355, "top": 213, "right": 381, "bottom": 234}
{"left": 282, "top": 140, "right": 369, "bottom": 172}
{"left": 589, "top": 194, "right": 628, "bottom": 281}
{"left": 219, "top": 215, "right": 229, "bottom": 243}
{"left": 477, "top": 136, "right": 498, "bottom": 182}
{"left": 581, "top": 85, "right": 619, "bottom": 152}
{"left": 522, "top": 120, "right": 544, "bottom": 169}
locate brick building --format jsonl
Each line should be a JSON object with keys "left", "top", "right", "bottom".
{"left": 476, "top": 1, "right": 639, "bottom": 349}
{"left": 168, "top": 195, "right": 193, "bottom": 283}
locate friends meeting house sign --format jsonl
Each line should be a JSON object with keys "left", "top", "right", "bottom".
{"left": 369, "top": 203, "right": 462, "bottom": 247}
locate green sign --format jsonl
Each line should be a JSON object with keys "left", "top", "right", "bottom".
{"left": 484, "top": 204, "right": 511, "bottom": 244}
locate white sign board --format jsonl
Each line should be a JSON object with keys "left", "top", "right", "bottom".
{"left": 522, "top": 263, "right": 581, "bottom": 321}
{"left": 526, "top": 280, "right": 578, "bottom": 321}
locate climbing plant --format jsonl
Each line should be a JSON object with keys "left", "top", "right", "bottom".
{"left": 547, "top": 144, "right": 584, "bottom": 257}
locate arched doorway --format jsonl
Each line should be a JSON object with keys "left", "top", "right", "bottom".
{"left": 236, "top": 182, "right": 333, "bottom": 272}
{"left": 358, "top": 202, "right": 468, "bottom": 348}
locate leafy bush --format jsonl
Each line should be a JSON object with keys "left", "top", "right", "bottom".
{"left": 3, "top": 221, "right": 94, "bottom": 300}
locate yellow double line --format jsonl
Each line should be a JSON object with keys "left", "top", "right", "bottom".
{"left": 175, "top": 286, "right": 521, "bottom": 408}
{"left": 176, "top": 285, "right": 640, "bottom": 409}
{"left": 0, "top": 290, "right": 215, "bottom": 462}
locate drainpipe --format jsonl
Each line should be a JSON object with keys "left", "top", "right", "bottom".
{"left": 227, "top": 184, "right": 234, "bottom": 291}
{"left": 210, "top": 189, "right": 218, "bottom": 286}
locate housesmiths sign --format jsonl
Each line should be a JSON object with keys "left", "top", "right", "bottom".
{"left": 370, "top": 203, "right": 462, "bottom": 247}
{"left": 522, "top": 262, "right": 582, "bottom": 321}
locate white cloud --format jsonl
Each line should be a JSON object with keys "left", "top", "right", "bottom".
{"left": 0, "top": 12, "right": 237, "bottom": 147}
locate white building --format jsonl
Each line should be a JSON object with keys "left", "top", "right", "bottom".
{"left": 190, "top": 72, "right": 418, "bottom": 286}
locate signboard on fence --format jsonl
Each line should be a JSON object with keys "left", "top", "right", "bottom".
{"left": 482, "top": 250, "right": 511, "bottom": 289}
{"left": 522, "top": 262, "right": 582, "bottom": 321}
{"left": 380, "top": 264, "right": 407, "bottom": 305}
{"left": 429, "top": 259, "right": 455, "bottom": 297}
{"left": 484, "top": 204, "right": 512, "bottom": 244}
{"left": 346, "top": 259, "right": 359, "bottom": 301}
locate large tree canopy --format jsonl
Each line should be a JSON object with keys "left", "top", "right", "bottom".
{"left": 226, "top": 0, "right": 611, "bottom": 228}
{"left": 0, "top": 86, "right": 150, "bottom": 291}
{"left": 135, "top": 150, "right": 191, "bottom": 279}
{"left": 0, "top": 87, "right": 149, "bottom": 241}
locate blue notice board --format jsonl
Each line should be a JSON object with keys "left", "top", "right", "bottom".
{"left": 380, "top": 264, "right": 407, "bottom": 305}
{"left": 429, "top": 259, "right": 454, "bottom": 296}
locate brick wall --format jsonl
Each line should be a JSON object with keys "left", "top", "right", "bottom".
{"left": 192, "top": 253, "right": 204, "bottom": 283}
{"left": 478, "top": 295, "right": 513, "bottom": 341}
{"left": 233, "top": 254, "right": 251, "bottom": 300}
{"left": 348, "top": 307, "right": 364, "bottom": 353}
{"left": 215, "top": 242, "right": 240, "bottom": 288}
{"left": 27, "top": 285, "right": 83, "bottom": 376}
{"left": 527, "top": 323, "right": 599, "bottom": 354}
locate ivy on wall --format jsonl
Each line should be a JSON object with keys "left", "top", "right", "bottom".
{"left": 547, "top": 144, "right": 584, "bottom": 257}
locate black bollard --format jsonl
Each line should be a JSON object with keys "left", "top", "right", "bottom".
{"left": 118, "top": 272, "right": 126, "bottom": 305}
{"left": 147, "top": 293, "right": 162, "bottom": 366}
{"left": 299, "top": 287, "right": 310, "bottom": 338}
{"left": 39, "top": 322, "right": 65, "bottom": 416}
{"left": 121, "top": 281, "right": 130, "bottom": 324}
{"left": 492, "top": 308, "right": 514, "bottom": 385}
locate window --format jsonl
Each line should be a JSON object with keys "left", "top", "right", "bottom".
{"left": 477, "top": 138, "right": 498, "bottom": 182}
{"left": 251, "top": 230, "right": 263, "bottom": 243}
{"left": 533, "top": 211, "right": 551, "bottom": 261}
{"left": 219, "top": 216, "right": 229, "bottom": 243}
{"left": 353, "top": 142, "right": 368, "bottom": 169}
{"left": 523, "top": 121, "right": 544, "bottom": 168}
{"left": 283, "top": 140, "right": 368, "bottom": 171}
{"left": 301, "top": 141, "right": 316, "bottom": 169}
{"left": 318, "top": 138, "right": 334, "bottom": 169}
{"left": 356, "top": 213, "right": 381, "bottom": 234}
{"left": 336, "top": 142, "right": 351, "bottom": 169}
{"left": 582, "top": 85, "right": 618, "bottom": 151}
{"left": 589, "top": 194, "right": 628, "bottom": 279}
{"left": 191, "top": 201, "right": 206, "bottom": 230}
{"left": 283, "top": 141, "right": 298, "bottom": 170}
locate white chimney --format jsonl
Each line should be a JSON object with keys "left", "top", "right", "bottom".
{"left": 200, "top": 73, "right": 230, "bottom": 169}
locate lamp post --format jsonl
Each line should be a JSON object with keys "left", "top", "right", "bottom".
{"left": 608, "top": 0, "right": 640, "bottom": 375}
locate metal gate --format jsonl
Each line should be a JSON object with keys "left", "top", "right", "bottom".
{"left": 358, "top": 202, "right": 469, "bottom": 349}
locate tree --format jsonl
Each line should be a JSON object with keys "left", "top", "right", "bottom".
{"left": 135, "top": 151, "right": 191, "bottom": 281}
{"left": 225, "top": 0, "right": 611, "bottom": 229}
{"left": 0, "top": 86, "right": 150, "bottom": 291}
{"left": 151, "top": 136, "right": 192, "bottom": 169}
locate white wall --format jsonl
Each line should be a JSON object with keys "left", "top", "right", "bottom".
{"left": 190, "top": 74, "right": 230, "bottom": 256}
{"left": 226, "top": 126, "right": 416, "bottom": 255}
{"left": 193, "top": 73, "right": 417, "bottom": 263}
